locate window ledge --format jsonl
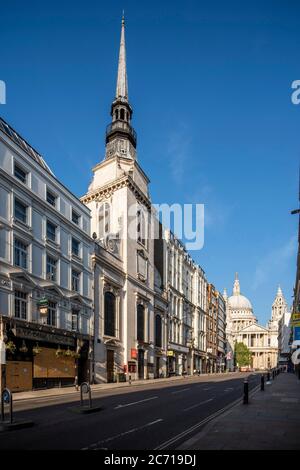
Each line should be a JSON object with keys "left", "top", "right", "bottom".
{"left": 14, "top": 218, "right": 31, "bottom": 231}
{"left": 46, "top": 238, "right": 60, "bottom": 249}
{"left": 72, "top": 254, "right": 82, "bottom": 262}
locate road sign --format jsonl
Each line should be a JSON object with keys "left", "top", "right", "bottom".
{"left": 2, "top": 390, "right": 10, "bottom": 404}
{"left": 294, "top": 326, "right": 300, "bottom": 341}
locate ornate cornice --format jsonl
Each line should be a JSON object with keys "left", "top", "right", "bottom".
{"left": 81, "top": 175, "right": 151, "bottom": 211}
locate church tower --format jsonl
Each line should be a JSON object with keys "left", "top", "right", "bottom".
{"left": 82, "top": 16, "right": 156, "bottom": 384}
{"left": 271, "top": 286, "right": 288, "bottom": 323}
{"left": 105, "top": 15, "right": 137, "bottom": 161}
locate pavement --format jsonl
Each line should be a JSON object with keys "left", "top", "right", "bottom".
{"left": 178, "top": 372, "right": 300, "bottom": 450}
{"left": 0, "top": 372, "right": 261, "bottom": 449}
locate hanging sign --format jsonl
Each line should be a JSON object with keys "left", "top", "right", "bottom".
{"left": 38, "top": 298, "right": 48, "bottom": 316}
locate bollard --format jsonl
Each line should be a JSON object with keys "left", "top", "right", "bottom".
{"left": 260, "top": 374, "right": 264, "bottom": 391}
{"left": 129, "top": 374, "right": 132, "bottom": 385}
{"left": 243, "top": 379, "right": 249, "bottom": 404}
{"left": 267, "top": 371, "right": 270, "bottom": 382}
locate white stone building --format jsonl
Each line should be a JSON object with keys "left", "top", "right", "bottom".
{"left": 81, "top": 16, "right": 207, "bottom": 382}
{"left": 164, "top": 230, "right": 207, "bottom": 376}
{"left": 273, "top": 287, "right": 291, "bottom": 365}
{"left": 217, "top": 291, "right": 226, "bottom": 372}
{"left": 82, "top": 16, "right": 157, "bottom": 383}
{"left": 225, "top": 274, "right": 281, "bottom": 371}
{"left": 0, "top": 117, "right": 93, "bottom": 391}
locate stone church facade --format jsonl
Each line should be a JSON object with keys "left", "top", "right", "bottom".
{"left": 225, "top": 275, "right": 286, "bottom": 371}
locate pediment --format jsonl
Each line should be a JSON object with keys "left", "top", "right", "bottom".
{"left": 239, "top": 323, "right": 268, "bottom": 333}
{"left": 9, "top": 271, "right": 37, "bottom": 287}
{"left": 39, "top": 282, "right": 64, "bottom": 297}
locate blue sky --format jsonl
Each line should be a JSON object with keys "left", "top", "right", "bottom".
{"left": 1, "top": 0, "right": 299, "bottom": 324}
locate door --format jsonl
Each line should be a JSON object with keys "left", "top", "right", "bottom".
{"left": 156, "top": 357, "right": 160, "bottom": 378}
{"left": 6, "top": 361, "right": 32, "bottom": 392}
{"left": 138, "top": 349, "right": 144, "bottom": 379}
{"left": 107, "top": 349, "right": 114, "bottom": 383}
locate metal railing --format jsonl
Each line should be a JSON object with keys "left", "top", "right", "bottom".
{"left": 106, "top": 120, "right": 137, "bottom": 143}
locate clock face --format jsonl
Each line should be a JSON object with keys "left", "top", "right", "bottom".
{"left": 107, "top": 238, "right": 116, "bottom": 252}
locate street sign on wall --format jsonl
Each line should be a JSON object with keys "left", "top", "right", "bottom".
{"left": 294, "top": 326, "right": 300, "bottom": 341}
{"left": 131, "top": 348, "right": 137, "bottom": 360}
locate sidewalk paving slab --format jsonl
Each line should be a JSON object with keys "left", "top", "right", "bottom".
{"left": 178, "top": 373, "right": 300, "bottom": 450}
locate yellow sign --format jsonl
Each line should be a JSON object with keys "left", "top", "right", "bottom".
{"left": 167, "top": 351, "right": 174, "bottom": 357}
{"left": 292, "top": 313, "right": 300, "bottom": 321}
{"left": 292, "top": 321, "right": 300, "bottom": 327}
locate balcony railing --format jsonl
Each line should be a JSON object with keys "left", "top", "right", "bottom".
{"left": 106, "top": 120, "right": 137, "bottom": 144}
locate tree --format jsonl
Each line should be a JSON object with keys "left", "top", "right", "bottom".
{"left": 234, "top": 342, "right": 252, "bottom": 367}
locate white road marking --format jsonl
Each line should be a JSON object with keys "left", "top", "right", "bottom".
{"left": 81, "top": 419, "right": 163, "bottom": 449}
{"left": 171, "top": 388, "right": 190, "bottom": 394}
{"left": 183, "top": 397, "right": 214, "bottom": 412}
{"left": 155, "top": 384, "right": 261, "bottom": 450}
{"left": 203, "top": 387, "right": 213, "bottom": 391}
{"left": 224, "top": 388, "right": 234, "bottom": 392}
{"left": 114, "top": 396, "right": 158, "bottom": 409}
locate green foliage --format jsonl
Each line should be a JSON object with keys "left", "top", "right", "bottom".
{"left": 234, "top": 342, "right": 252, "bottom": 367}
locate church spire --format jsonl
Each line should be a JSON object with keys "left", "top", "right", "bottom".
{"left": 105, "top": 14, "right": 137, "bottom": 160}
{"left": 115, "top": 13, "right": 128, "bottom": 100}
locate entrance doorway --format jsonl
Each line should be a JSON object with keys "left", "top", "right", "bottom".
{"left": 138, "top": 349, "right": 144, "bottom": 379}
{"left": 6, "top": 361, "right": 32, "bottom": 392}
{"left": 156, "top": 357, "right": 160, "bottom": 378}
{"left": 107, "top": 349, "right": 114, "bottom": 383}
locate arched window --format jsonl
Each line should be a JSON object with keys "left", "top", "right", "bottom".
{"left": 98, "top": 202, "right": 111, "bottom": 239}
{"left": 120, "top": 108, "right": 125, "bottom": 120}
{"left": 104, "top": 291, "right": 116, "bottom": 337}
{"left": 137, "top": 304, "right": 145, "bottom": 342}
{"left": 115, "top": 109, "right": 119, "bottom": 120}
{"left": 155, "top": 315, "right": 162, "bottom": 347}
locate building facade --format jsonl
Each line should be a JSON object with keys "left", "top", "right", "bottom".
{"left": 225, "top": 274, "right": 280, "bottom": 371}
{"left": 164, "top": 230, "right": 207, "bottom": 376}
{"left": 82, "top": 16, "right": 157, "bottom": 383}
{"left": 0, "top": 118, "right": 93, "bottom": 392}
{"left": 206, "top": 284, "right": 218, "bottom": 373}
{"left": 217, "top": 291, "right": 226, "bottom": 372}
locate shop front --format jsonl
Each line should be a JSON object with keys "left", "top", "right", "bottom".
{"left": 3, "top": 318, "right": 91, "bottom": 392}
{"left": 167, "top": 343, "right": 189, "bottom": 376}
{"left": 193, "top": 351, "right": 206, "bottom": 374}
